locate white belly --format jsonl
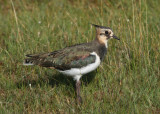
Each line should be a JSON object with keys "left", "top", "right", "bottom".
{"left": 58, "top": 52, "right": 101, "bottom": 80}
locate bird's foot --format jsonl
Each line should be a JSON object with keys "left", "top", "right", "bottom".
{"left": 77, "top": 95, "right": 82, "bottom": 105}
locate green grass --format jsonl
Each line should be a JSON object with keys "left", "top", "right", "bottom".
{"left": 0, "top": 0, "right": 160, "bottom": 113}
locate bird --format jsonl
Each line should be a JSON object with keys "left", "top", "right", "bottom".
{"left": 23, "top": 24, "right": 119, "bottom": 104}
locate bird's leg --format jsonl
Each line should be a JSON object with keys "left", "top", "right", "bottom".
{"left": 76, "top": 80, "right": 82, "bottom": 104}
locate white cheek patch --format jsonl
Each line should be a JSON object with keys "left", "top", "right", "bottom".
{"left": 108, "top": 30, "right": 113, "bottom": 37}
{"left": 110, "top": 32, "right": 113, "bottom": 36}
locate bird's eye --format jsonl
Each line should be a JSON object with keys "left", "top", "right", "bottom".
{"left": 105, "top": 31, "right": 109, "bottom": 35}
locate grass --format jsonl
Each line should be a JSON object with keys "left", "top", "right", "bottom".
{"left": 0, "top": 0, "right": 160, "bottom": 113}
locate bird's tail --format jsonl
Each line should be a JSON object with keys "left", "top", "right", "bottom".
{"left": 23, "top": 54, "right": 39, "bottom": 66}
{"left": 23, "top": 53, "right": 52, "bottom": 67}
{"left": 23, "top": 58, "right": 34, "bottom": 66}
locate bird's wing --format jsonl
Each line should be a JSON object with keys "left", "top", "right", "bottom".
{"left": 24, "top": 45, "right": 96, "bottom": 70}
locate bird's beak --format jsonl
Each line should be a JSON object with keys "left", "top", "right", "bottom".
{"left": 112, "top": 35, "right": 120, "bottom": 40}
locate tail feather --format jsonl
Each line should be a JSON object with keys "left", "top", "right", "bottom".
{"left": 25, "top": 54, "right": 33, "bottom": 57}
{"left": 23, "top": 54, "right": 38, "bottom": 66}
{"left": 23, "top": 58, "right": 34, "bottom": 66}
{"left": 23, "top": 53, "right": 53, "bottom": 67}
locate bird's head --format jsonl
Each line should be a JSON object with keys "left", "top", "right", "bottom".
{"left": 92, "top": 24, "right": 119, "bottom": 47}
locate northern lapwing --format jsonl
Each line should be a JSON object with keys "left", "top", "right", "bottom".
{"left": 23, "top": 24, "right": 119, "bottom": 104}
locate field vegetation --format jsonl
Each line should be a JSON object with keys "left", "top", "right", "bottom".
{"left": 0, "top": 0, "right": 160, "bottom": 113}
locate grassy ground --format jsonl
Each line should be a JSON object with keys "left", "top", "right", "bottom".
{"left": 0, "top": 0, "right": 160, "bottom": 113}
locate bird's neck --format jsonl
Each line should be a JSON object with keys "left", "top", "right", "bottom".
{"left": 93, "top": 39, "right": 108, "bottom": 61}
{"left": 98, "top": 43, "right": 107, "bottom": 61}
{"left": 95, "top": 36, "right": 108, "bottom": 49}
